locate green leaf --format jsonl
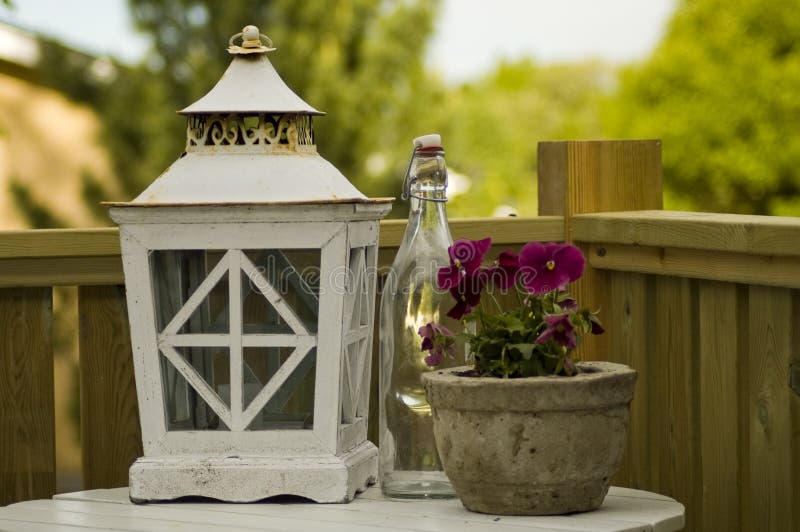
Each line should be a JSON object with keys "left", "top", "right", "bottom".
{"left": 508, "top": 343, "right": 536, "bottom": 360}
{"left": 501, "top": 315, "right": 526, "bottom": 333}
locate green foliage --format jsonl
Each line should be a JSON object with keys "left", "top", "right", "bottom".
{"left": 606, "top": 0, "right": 800, "bottom": 215}
{"left": 34, "top": 37, "right": 179, "bottom": 199}
{"left": 35, "top": 0, "right": 443, "bottom": 218}
{"left": 24, "top": 0, "right": 800, "bottom": 222}
{"left": 80, "top": 170, "right": 112, "bottom": 222}
{"left": 423, "top": 241, "right": 602, "bottom": 378}
{"left": 35, "top": 40, "right": 107, "bottom": 105}
{"left": 462, "top": 290, "right": 596, "bottom": 378}
{"left": 8, "top": 178, "right": 65, "bottom": 228}
{"left": 442, "top": 60, "right": 610, "bottom": 217}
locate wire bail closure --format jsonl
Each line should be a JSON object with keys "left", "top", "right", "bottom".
{"left": 402, "top": 147, "right": 448, "bottom": 203}
{"left": 228, "top": 25, "right": 276, "bottom": 55}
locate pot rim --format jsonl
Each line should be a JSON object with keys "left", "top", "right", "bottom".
{"left": 422, "top": 361, "right": 637, "bottom": 412}
{"left": 422, "top": 361, "right": 635, "bottom": 385}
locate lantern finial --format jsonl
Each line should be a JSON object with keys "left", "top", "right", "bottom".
{"left": 228, "top": 25, "right": 276, "bottom": 55}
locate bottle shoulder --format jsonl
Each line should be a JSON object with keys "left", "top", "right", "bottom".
{"left": 392, "top": 216, "right": 452, "bottom": 266}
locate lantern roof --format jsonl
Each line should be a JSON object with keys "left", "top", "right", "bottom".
{"left": 124, "top": 153, "right": 375, "bottom": 205}
{"left": 106, "top": 25, "right": 392, "bottom": 210}
{"left": 179, "top": 41, "right": 323, "bottom": 115}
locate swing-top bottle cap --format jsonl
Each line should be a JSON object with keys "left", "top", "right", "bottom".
{"left": 402, "top": 134, "right": 447, "bottom": 201}
{"left": 413, "top": 134, "right": 442, "bottom": 150}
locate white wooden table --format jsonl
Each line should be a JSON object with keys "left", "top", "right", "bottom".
{"left": 0, "top": 486, "right": 684, "bottom": 531}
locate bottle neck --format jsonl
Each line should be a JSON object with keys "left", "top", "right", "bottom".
{"left": 403, "top": 148, "right": 447, "bottom": 200}
{"left": 408, "top": 189, "right": 449, "bottom": 232}
{"left": 402, "top": 183, "right": 452, "bottom": 260}
{"left": 398, "top": 147, "right": 452, "bottom": 251}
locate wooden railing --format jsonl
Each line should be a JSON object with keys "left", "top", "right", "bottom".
{"left": 0, "top": 217, "right": 565, "bottom": 502}
{"left": 1, "top": 140, "right": 798, "bottom": 532}
{"left": 571, "top": 210, "right": 800, "bottom": 532}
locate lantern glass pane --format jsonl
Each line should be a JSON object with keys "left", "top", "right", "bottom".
{"left": 239, "top": 248, "right": 319, "bottom": 431}
{"left": 152, "top": 250, "right": 229, "bottom": 334}
{"left": 243, "top": 346, "right": 317, "bottom": 430}
{"left": 339, "top": 246, "right": 374, "bottom": 425}
{"left": 160, "top": 347, "right": 231, "bottom": 431}
{"left": 150, "top": 247, "right": 321, "bottom": 432}
{"left": 241, "top": 249, "right": 319, "bottom": 334}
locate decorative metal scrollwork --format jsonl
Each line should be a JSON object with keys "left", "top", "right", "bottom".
{"left": 186, "top": 113, "right": 316, "bottom": 153}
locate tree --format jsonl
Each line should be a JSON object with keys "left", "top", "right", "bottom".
{"left": 606, "top": 0, "right": 800, "bottom": 215}
{"left": 440, "top": 59, "right": 611, "bottom": 217}
{"left": 37, "top": 0, "right": 442, "bottom": 218}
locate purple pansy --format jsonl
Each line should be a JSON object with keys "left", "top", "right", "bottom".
{"left": 437, "top": 238, "right": 492, "bottom": 290}
{"left": 535, "top": 313, "right": 578, "bottom": 350}
{"left": 487, "top": 250, "right": 520, "bottom": 290}
{"left": 518, "top": 243, "right": 585, "bottom": 295}
{"left": 559, "top": 296, "right": 578, "bottom": 312}
{"left": 589, "top": 318, "right": 605, "bottom": 335}
{"left": 563, "top": 356, "right": 577, "bottom": 376}
{"left": 446, "top": 271, "right": 485, "bottom": 319}
{"left": 418, "top": 322, "right": 456, "bottom": 367}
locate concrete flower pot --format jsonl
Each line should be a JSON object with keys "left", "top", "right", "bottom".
{"left": 421, "top": 361, "right": 637, "bottom": 515}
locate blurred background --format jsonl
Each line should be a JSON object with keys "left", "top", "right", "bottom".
{"left": 0, "top": 0, "right": 797, "bottom": 490}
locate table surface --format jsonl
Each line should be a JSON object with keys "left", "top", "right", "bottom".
{"left": 0, "top": 486, "right": 684, "bottom": 532}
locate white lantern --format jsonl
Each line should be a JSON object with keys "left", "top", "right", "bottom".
{"left": 107, "top": 26, "right": 392, "bottom": 503}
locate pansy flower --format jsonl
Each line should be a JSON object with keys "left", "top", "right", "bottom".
{"left": 535, "top": 313, "right": 578, "bottom": 350}
{"left": 418, "top": 322, "right": 456, "bottom": 367}
{"left": 487, "top": 250, "right": 520, "bottom": 290}
{"left": 437, "top": 238, "right": 492, "bottom": 290}
{"left": 446, "top": 272, "right": 485, "bottom": 319}
{"left": 558, "top": 296, "right": 578, "bottom": 312}
{"left": 518, "top": 243, "right": 585, "bottom": 295}
{"left": 589, "top": 316, "right": 605, "bottom": 335}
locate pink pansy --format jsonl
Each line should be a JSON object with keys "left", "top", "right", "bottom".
{"left": 535, "top": 314, "right": 578, "bottom": 350}
{"left": 518, "top": 243, "right": 585, "bottom": 295}
{"left": 418, "top": 322, "right": 456, "bottom": 367}
{"left": 487, "top": 250, "right": 520, "bottom": 290}
{"left": 437, "top": 238, "right": 492, "bottom": 290}
{"left": 446, "top": 271, "right": 485, "bottom": 319}
{"left": 559, "top": 297, "right": 578, "bottom": 312}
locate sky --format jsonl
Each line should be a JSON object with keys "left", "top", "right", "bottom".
{"left": 0, "top": 0, "right": 677, "bottom": 83}
{"left": 428, "top": 0, "right": 677, "bottom": 81}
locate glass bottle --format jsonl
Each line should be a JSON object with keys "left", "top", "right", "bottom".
{"left": 378, "top": 134, "right": 459, "bottom": 499}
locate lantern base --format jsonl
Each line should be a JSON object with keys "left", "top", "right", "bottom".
{"left": 128, "top": 441, "right": 377, "bottom": 504}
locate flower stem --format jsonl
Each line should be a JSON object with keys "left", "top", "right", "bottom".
{"left": 501, "top": 343, "right": 508, "bottom": 378}
{"left": 488, "top": 291, "right": 502, "bottom": 313}
{"left": 514, "top": 282, "right": 523, "bottom": 306}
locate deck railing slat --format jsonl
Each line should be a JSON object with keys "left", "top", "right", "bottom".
{"left": 0, "top": 287, "right": 55, "bottom": 506}
{"left": 573, "top": 210, "right": 800, "bottom": 256}
{"left": 746, "top": 286, "right": 794, "bottom": 532}
{"left": 585, "top": 243, "right": 800, "bottom": 289}
{"left": 0, "top": 219, "right": 565, "bottom": 289}
{"left": 78, "top": 286, "right": 142, "bottom": 490}
{"left": 651, "top": 276, "right": 701, "bottom": 529}
{"left": 606, "top": 272, "right": 651, "bottom": 491}
{"left": 697, "top": 281, "right": 741, "bottom": 532}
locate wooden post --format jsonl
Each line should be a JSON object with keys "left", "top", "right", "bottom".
{"left": 0, "top": 287, "right": 55, "bottom": 505}
{"left": 537, "top": 140, "right": 663, "bottom": 223}
{"left": 538, "top": 140, "right": 663, "bottom": 359}
{"left": 78, "top": 285, "right": 142, "bottom": 489}
{"left": 538, "top": 140, "right": 663, "bottom": 512}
